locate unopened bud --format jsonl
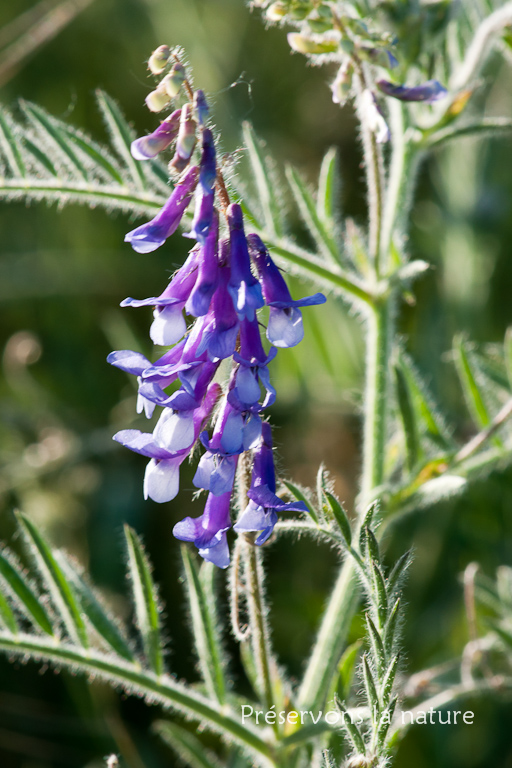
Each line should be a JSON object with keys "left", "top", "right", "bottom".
{"left": 266, "top": 2, "right": 287, "bottom": 21}
{"left": 331, "top": 62, "right": 353, "bottom": 105}
{"left": 287, "top": 32, "right": 338, "bottom": 55}
{"left": 307, "top": 18, "right": 332, "bottom": 33}
{"left": 193, "top": 89, "right": 209, "bottom": 125}
{"left": 162, "top": 62, "right": 186, "bottom": 99}
{"left": 148, "top": 45, "right": 171, "bottom": 75}
{"left": 145, "top": 85, "right": 171, "bottom": 113}
{"left": 170, "top": 103, "right": 197, "bottom": 172}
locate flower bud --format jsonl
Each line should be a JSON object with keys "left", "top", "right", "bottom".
{"left": 266, "top": 2, "right": 287, "bottom": 20}
{"left": 193, "top": 89, "right": 209, "bottom": 126}
{"left": 145, "top": 85, "right": 171, "bottom": 113}
{"left": 162, "top": 62, "right": 186, "bottom": 99}
{"left": 307, "top": 18, "right": 332, "bottom": 33}
{"left": 331, "top": 62, "right": 353, "bottom": 105}
{"left": 170, "top": 103, "right": 197, "bottom": 172}
{"left": 287, "top": 32, "right": 338, "bottom": 55}
{"left": 148, "top": 45, "right": 171, "bottom": 75}
{"left": 289, "top": 6, "right": 311, "bottom": 20}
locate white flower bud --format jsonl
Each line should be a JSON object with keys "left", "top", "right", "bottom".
{"left": 148, "top": 45, "right": 170, "bottom": 75}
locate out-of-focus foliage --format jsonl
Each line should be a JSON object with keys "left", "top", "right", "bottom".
{"left": 1, "top": 1, "right": 512, "bottom": 767}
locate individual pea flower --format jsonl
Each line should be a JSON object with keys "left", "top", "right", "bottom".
{"left": 148, "top": 45, "right": 171, "bottom": 75}
{"left": 113, "top": 382, "right": 220, "bottom": 503}
{"left": 186, "top": 130, "right": 217, "bottom": 244}
{"left": 226, "top": 204, "right": 264, "bottom": 321}
{"left": 124, "top": 165, "right": 199, "bottom": 253}
{"left": 194, "top": 393, "right": 262, "bottom": 497}
{"left": 173, "top": 490, "right": 232, "bottom": 568}
{"left": 186, "top": 211, "right": 220, "bottom": 316}
{"left": 120, "top": 247, "right": 200, "bottom": 344}
{"left": 170, "top": 103, "right": 197, "bottom": 174}
{"left": 377, "top": 78, "right": 448, "bottom": 103}
{"left": 229, "top": 318, "right": 277, "bottom": 412}
{"left": 234, "top": 422, "right": 308, "bottom": 544}
{"left": 248, "top": 234, "right": 326, "bottom": 347}
{"left": 359, "top": 89, "right": 390, "bottom": 144}
{"left": 130, "top": 109, "right": 181, "bottom": 160}
{"left": 196, "top": 253, "right": 241, "bottom": 361}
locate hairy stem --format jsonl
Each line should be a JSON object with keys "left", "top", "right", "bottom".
{"left": 360, "top": 299, "right": 392, "bottom": 510}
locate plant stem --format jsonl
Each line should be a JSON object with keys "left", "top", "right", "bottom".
{"left": 360, "top": 298, "right": 392, "bottom": 510}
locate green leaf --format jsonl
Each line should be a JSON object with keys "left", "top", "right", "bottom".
{"left": 365, "top": 614, "right": 385, "bottom": 677}
{"left": 0, "top": 110, "right": 25, "bottom": 177}
{"left": 285, "top": 164, "right": 340, "bottom": 265}
{"left": 16, "top": 513, "right": 88, "bottom": 646}
{"left": 242, "top": 122, "right": 283, "bottom": 238}
{"left": 0, "top": 633, "right": 274, "bottom": 763}
{"left": 0, "top": 588, "right": 17, "bottom": 633}
{"left": 96, "top": 90, "right": 147, "bottom": 192}
{"left": 316, "top": 147, "right": 340, "bottom": 231}
{"left": 124, "top": 525, "right": 164, "bottom": 675}
{"left": 0, "top": 549, "right": 53, "bottom": 635}
{"left": 282, "top": 480, "right": 318, "bottom": 524}
{"left": 358, "top": 502, "right": 378, "bottom": 557}
{"left": 425, "top": 118, "right": 512, "bottom": 149}
{"left": 155, "top": 720, "right": 223, "bottom": 768}
{"left": 181, "top": 546, "right": 226, "bottom": 704}
{"left": 387, "top": 551, "right": 411, "bottom": 597}
{"left": 324, "top": 491, "right": 352, "bottom": 546}
{"left": 62, "top": 124, "right": 124, "bottom": 184}
{"left": 362, "top": 654, "right": 380, "bottom": 717}
{"left": 57, "top": 554, "right": 134, "bottom": 662}
{"left": 397, "top": 352, "right": 453, "bottom": 449}
{"left": 381, "top": 655, "right": 399, "bottom": 706}
{"left": 334, "top": 695, "right": 366, "bottom": 754}
{"left": 376, "top": 694, "right": 397, "bottom": 750}
{"left": 370, "top": 561, "right": 388, "bottom": 630}
{"left": 22, "top": 102, "right": 88, "bottom": 180}
{"left": 394, "top": 363, "right": 420, "bottom": 471}
{"left": 364, "top": 526, "right": 380, "bottom": 566}
{"left": 454, "top": 337, "right": 502, "bottom": 446}
{"left": 383, "top": 599, "right": 400, "bottom": 657}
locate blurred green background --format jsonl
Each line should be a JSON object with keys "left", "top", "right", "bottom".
{"left": 1, "top": 1, "right": 512, "bottom": 766}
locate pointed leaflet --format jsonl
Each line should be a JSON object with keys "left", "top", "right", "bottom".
{"left": 334, "top": 695, "right": 366, "bottom": 754}
{"left": 62, "top": 124, "right": 125, "bottom": 184}
{"left": 285, "top": 164, "right": 340, "bottom": 265}
{"left": 454, "top": 336, "right": 503, "bottom": 447}
{"left": 57, "top": 553, "right": 134, "bottom": 662}
{"left": 0, "top": 548, "right": 53, "bottom": 635}
{"left": 0, "top": 110, "right": 25, "bottom": 177}
{"left": 155, "top": 720, "right": 223, "bottom": 768}
{"left": 282, "top": 479, "right": 318, "bottom": 524}
{"left": 181, "top": 546, "right": 227, "bottom": 704}
{"left": 242, "top": 122, "right": 283, "bottom": 238}
{"left": 96, "top": 90, "right": 147, "bottom": 191}
{"left": 323, "top": 491, "right": 352, "bottom": 546}
{"left": 362, "top": 654, "right": 380, "bottom": 717}
{"left": 397, "top": 352, "right": 453, "bottom": 449}
{"left": 365, "top": 613, "right": 385, "bottom": 677}
{"left": 394, "top": 363, "right": 420, "bottom": 470}
{"left": 425, "top": 118, "right": 512, "bottom": 149}
{"left": 16, "top": 513, "right": 88, "bottom": 646}
{"left": 0, "top": 589, "right": 17, "bottom": 633}
{"left": 22, "top": 102, "right": 89, "bottom": 181}
{"left": 316, "top": 147, "right": 340, "bottom": 233}
{"left": 124, "top": 525, "right": 164, "bottom": 675}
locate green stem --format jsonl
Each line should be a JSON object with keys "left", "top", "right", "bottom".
{"left": 244, "top": 539, "right": 277, "bottom": 721}
{"left": 360, "top": 299, "right": 392, "bottom": 509}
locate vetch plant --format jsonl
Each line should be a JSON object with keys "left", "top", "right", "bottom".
{"left": 1, "top": 2, "right": 512, "bottom": 767}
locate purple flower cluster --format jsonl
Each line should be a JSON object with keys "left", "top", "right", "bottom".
{"left": 109, "top": 86, "right": 326, "bottom": 567}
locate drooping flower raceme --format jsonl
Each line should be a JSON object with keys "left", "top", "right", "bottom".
{"left": 109, "top": 56, "right": 325, "bottom": 567}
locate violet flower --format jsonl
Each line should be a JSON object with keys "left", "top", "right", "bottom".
{"left": 377, "top": 78, "right": 448, "bottom": 103}
{"left": 226, "top": 204, "right": 264, "bottom": 321}
{"left": 113, "top": 382, "right": 220, "bottom": 503}
{"left": 130, "top": 109, "right": 182, "bottom": 160}
{"left": 173, "top": 491, "right": 232, "bottom": 568}
{"left": 234, "top": 422, "right": 308, "bottom": 544}
{"left": 125, "top": 165, "right": 199, "bottom": 253}
{"left": 248, "top": 234, "right": 326, "bottom": 348}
